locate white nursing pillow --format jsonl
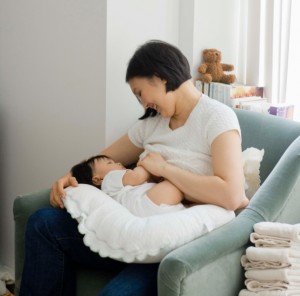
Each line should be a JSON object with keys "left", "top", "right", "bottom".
{"left": 242, "top": 147, "right": 265, "bottom": 199}
{"left": 64, "top": 184, "right": 235, "bottom": 263}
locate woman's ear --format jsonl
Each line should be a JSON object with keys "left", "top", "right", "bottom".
{"left": 92, "top": 176, "right": 102, "bottom": 186}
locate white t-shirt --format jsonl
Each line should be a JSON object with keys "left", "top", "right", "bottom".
{"left": 128, "top": 94, "right": 241, "bottom": 176}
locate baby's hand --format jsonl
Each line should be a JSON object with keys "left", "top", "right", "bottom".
{"left": 123, "top": 166, "right": 150, "bottom": 186}
{"left": 137, "top": 152, "right": 167, "bottom": 177}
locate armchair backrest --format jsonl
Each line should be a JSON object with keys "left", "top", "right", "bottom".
{"left": 234, "top": 109, "right": 300, "bottom": 184}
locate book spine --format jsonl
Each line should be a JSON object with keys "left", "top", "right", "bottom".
{"left": 268, "top": 104, "right": 294, "bottom": 119}
{"left": 230, "top": 86, "right": 264, "bottom": 99}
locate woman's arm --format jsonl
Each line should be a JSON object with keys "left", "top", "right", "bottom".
{"left": 138, "top": 130, "right": 246, "bottom": 211}
{"left": 50, "top": 134, "right": 144, "bottom": 208}
{"left": 50, "top": 173, "right": 79, "bottom": 208}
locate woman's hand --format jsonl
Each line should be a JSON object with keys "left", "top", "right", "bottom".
{"left": 50, "top": 172, "right": 78, "bottom": 208}
{"left": 137, "top": 152, "right": 167, "bottom": 177}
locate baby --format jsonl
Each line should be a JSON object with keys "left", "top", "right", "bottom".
{"left": 70, "top": 155, "right": 185, "bottom": 217}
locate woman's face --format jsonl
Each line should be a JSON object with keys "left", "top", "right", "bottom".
{"left": 129, "top": 76, "right": 175, "bottom": 118}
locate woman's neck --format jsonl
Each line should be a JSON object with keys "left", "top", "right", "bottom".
{"left": 169, "top": 80, "right": 201, "bottom": 130}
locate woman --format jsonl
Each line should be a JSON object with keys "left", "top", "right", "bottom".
{"left": 20, "top": 40, "right": 248, "bottom": 296}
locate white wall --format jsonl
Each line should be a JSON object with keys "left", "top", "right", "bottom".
{"left": 0, "top": 0, "right": 239, "bottom": 270}
{"left": 179, "top": 0, "right": 241, "bottom": 80}
{"left": 0, "top": 0, "right": 180, "bottom": 270}
{"left": 0, "top": 0, "right": 107, "bottom": 268}
{"left": 191, "top": 0, "right": 241, "bottom": 79}
{"left": 105, "top": 0, "right": 180, "bottom": 145}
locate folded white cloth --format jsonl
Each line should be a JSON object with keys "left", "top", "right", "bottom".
{"left": 241, "top": 255, "right": 291, "bottom": 270}
{"left": 240, "top": 223, "right": 300, "bottom": 296}
{"left": 246, "top": 246, "right": 300, "bottom": 263}
{"left": 250, "top": 232, "right": 300, "bottom": 248}
{"left": 245, "top": 279, "right": 300, "bottom": 292}
{"left": 241, "top": 247, "right": 300, "bottom": 270}
{"left": 239, "top": 289, "right": 300, "bottom": 296}
{"left": 245, "top": 268, "right": 300, "bottom": 285}
{"left": 0, "top": 265, "right": 14, "bottom": 295}
{"left": 253, "top": 222, "right": 300, "bottom": 243}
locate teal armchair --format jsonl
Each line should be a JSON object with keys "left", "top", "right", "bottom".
{"left": 14, "top": 109, "right": 300, "bottom": 296}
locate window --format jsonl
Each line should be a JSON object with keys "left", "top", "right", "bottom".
{"left": 240, "top": 0, "right": 300, "bottom": 120}
{"left": 285, "top": 0, "right": 300, "bottom": 120}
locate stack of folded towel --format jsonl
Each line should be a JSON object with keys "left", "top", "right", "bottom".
{"left": 239, "top": 222, "right": 300, "bottom": 296}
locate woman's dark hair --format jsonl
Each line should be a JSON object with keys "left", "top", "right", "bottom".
{"left": 70, "top": 155, "right": 109, "bottom": 190}
{"left": 126, "top": 40, "right": 191, "bottom": 119}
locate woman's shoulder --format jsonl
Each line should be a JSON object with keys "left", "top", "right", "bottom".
{"left": 200, "top": 94, "right": 234, "bottom": 112}
{"left": 197, "top": 94, "right": 238, "bottom": 123}
{"left": 197, "top": 95, "right": 240, "bottom": 144}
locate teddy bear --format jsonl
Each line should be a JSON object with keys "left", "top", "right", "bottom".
{"left": 197, "top": 48, "right": 236, "bottom": 84}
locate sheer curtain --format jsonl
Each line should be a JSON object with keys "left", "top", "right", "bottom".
{"left": 285, "top": 0, "right": 300, "bottom": 120}
{"left": 239, "top": 0, "right": 300, "bottom": 120}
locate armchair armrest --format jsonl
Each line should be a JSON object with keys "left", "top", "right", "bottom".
{"left": 158, "top": 214, "right": 254, "bottom": 296}
{"left": 158, "top": 136, "right": 300, "bottom": 296}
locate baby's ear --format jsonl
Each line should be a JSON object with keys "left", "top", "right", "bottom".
{"left": 92, "top": 176, "right": 102, "bottom": 186}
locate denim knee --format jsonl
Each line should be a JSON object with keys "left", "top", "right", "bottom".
{"left": 26, "top": 208, "right": 59, "bottom": 235}
{"left": 26, "top": 207, "right": 79, "bottom": 240}
{"left": 21, "top": 207, "right": 78, "bottom": 296}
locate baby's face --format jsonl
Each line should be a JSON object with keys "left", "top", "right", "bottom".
{"left": 93, "top": 158, "right": 125, "bottom": 179}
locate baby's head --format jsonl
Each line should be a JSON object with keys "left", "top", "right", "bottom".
{"left": 71, "top": 155, "right": 125, "bottom": 189}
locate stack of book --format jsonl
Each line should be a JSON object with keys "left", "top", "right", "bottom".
{"left": 195, "top": 81, "right": 294, "bottom": 120}
{"left": 268, "top": 103, "right": 294, "bottom": 120}
{"left": 195, "top": 81, "right": 265, "bottom": 108}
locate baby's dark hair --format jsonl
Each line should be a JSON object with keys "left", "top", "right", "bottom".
{"left": 70, "top": 155, "right": 110, "bottom": 189}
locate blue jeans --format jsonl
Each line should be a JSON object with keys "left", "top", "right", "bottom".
{"left": 20, "top": 208, "right": 159, "bottom": 296}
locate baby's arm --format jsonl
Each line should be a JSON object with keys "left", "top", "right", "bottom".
{"left": 122, "top": 166, "right": 151, "bottom": 186}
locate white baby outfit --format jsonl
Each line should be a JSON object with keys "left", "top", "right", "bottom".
{"left": 101, "top": 169, "right": 185, "bottom": 217}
